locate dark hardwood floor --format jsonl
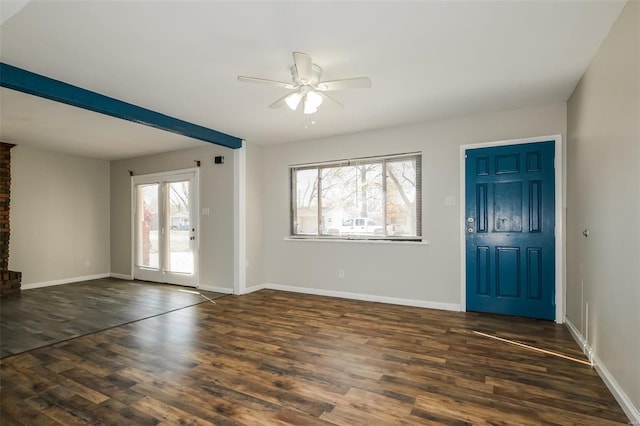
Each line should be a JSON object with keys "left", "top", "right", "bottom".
{"left": 0, "top": 278, "right": 225, "bottom": 358}
{"left": 1, "top": 289, "right": 629, "bottom": 425}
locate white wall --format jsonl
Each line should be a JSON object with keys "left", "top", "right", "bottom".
{"left": 10, "top": 145, "right": 111, "bottom": 285}
{"left": 261, "top": 102, "right": 566, "bottom": 307}
{"left": 110, "top": 144, "right": 235, "bottom": 292}
{"left": 566, "top": 0, "right": 639, "bottom": 418}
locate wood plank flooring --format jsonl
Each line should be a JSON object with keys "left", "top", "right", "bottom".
{"left": 0, "top": 278, "right": 225, "bottom": 358}
{"left": 1, "top": 289, "right": 629, "bottom": 425}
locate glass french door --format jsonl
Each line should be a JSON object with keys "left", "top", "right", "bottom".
{"left": 133, "top": 170, "right": 198, "bottom": 287}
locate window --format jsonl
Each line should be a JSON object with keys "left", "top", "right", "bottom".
{"left": 290, "top": 153, "right": 422, "bottom": 240}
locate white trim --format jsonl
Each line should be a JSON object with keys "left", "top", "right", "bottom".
{"left": 459, "top": 134, "right": 565, "bottom": 323}
{"left": 565, "top": 317, "right": 593, "bottom": 364}
{"left": 554, "top": 136, "right": 566, "bottom": 324}
{"left": 130, "top": 176, "right": 135, "bottom": 279}
{"left": 193, "top": 168, "right": 201, "bottom": 287}
{"left": 565, "top": 318, "right": 640, "bottom": 424}
{"left": 110, "top": 273, "right": 133, "bottom": 280}
{"left": 593, "top": 354, "right": 640, "bottom": 424}
{"left": 263, "top": 283, "right": 461, "bottom": 312}
{"left": 290, "top": 151, "right": 421, "bottom": 169}
{"left": 197, "top": 285, "right": 234, "bottom": 294}
{"left": 284, "top": 237, "right": 428, "bottom": 246}
{"left": 129, "top": 168, "right": 198, "bottom": 182}
{"left": 21, "top": 273, "right": 111, "bottom": 290}
{"left": 244, "top": 284, "right": 266, "bottom": 294}
{"left": 233, "top": 144, "right": 247, "bottom": 295}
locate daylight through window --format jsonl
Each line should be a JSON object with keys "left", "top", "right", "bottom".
{"left": 290, "top": 153, "right": 422, "bottom": 240}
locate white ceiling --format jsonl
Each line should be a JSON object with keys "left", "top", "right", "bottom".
{"left": 0, "top": 0, "right": 627, "bottom": 160}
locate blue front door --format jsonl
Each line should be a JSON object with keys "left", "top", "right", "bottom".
{"left": 465, "top": 141, "right": 555, "bottom": 320}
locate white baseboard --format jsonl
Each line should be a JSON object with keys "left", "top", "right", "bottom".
{"left": 243, "top": 284, "right": 266, "bottom": 294}
{"left": 261, "top": 283, "right": 461, "bottom": 312}
{"left": 197, "top": 285, "right": 234, "bottom": 294}
{"left": 564, "top": 317, "right": 593, "bottom": 364}
{"left": 565, "top": 317, "right": 639, "bottom": 424}
{"left": 593, "top": 353, "right": 640, "bottom": 424}
{"left": 110, "top": 273, "right": 133, "bottom": 280}
{"left": 21, "top": 273, "right": 111, "bottom": 290}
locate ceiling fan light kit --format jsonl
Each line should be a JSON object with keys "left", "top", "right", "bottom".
{"left": 284, "top": 92, "right": 301, "bottom": 110}
{"left": 238, "top": 52, "right": 371, "bottom": 115}
{"left": 285, "top": 87, "right": 323, "bottom": 114}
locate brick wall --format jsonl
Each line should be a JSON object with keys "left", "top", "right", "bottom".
{"left": 0, "top": 142, "right": 21, "bottom": 298}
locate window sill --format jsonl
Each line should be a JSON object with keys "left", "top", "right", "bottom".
{"left": 284, "top": 237, "right": 428, "bottom": 245}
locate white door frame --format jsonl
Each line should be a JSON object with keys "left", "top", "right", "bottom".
{"left": 131, "top": 167, "right": 200, "bottom": 287}
{"left": 459, "top": 134, "right": 565, "bottom": 323}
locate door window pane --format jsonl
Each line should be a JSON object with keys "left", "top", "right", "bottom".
{"left": 167, "top": 181, "right": 192, "bottom": 273}
{"left": 136, "top": 184, "right": 159, "bottom": 268}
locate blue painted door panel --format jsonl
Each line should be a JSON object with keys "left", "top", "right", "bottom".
{"left": 465, "top": 142, "right": 555, "bottom": 320}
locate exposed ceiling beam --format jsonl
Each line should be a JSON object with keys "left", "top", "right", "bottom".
{"left": 0, "top": 62, "right": 242, "bottom": 149}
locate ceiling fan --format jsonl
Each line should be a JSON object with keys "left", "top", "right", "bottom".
{"left": 237, "top": 52, "right": 372, "bottom": 115}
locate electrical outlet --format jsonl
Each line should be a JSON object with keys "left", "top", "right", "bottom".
{"left": 338, "top": 269, "right": 345, "bottom": 279}
{"left": 84, "top": 259, "right": 91, "bottom": 268}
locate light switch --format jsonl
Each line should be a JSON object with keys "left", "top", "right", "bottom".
{"left": 445, "top": 195, "right": 456, "bottom": 206}
{"left": 201, "top": 207, "right": 210, "bottom": 216}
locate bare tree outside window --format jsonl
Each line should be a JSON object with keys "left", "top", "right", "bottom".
{"left": 168, "top": 181, "right": 190, "bottom": 231}
{"left": 387, "top": 158, "right": 418, "bottom": 236}
{"left": 293, "top": 169, "right": 319, "bottom": 234}
{"left": 169, "top": 181, "right": 189, "bottom": 213}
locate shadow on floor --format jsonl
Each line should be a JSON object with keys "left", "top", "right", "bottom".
{"left": 0, "top": 278, "right": 226, "bottom": 358}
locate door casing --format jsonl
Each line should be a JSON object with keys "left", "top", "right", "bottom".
{"left": 459, "top": 134, "right": 565, "bottom": 323}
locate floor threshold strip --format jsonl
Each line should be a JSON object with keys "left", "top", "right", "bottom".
{"left": 471, "top": 330, "right": 592, "bottom": 366}
{"left": 178, "top": 288, "right": 217, "bottom": 305}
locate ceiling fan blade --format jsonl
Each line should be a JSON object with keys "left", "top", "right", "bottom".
{"left": 293, "top": 52, "right": 313, "bottom": 83}
{"left": 237, "top": 76, "right": 296, "bottom": 90}
{"left": 318, "top": 91, "right": 343, "bottom": 107}
{"left": 268, "top": 92, "right": 297, "bottom": 109}
{"left": 268, "top": 94, "right": 289, "bottom": 109}
{"left": 318, "top": 77, "right": 372, "bottom": 91}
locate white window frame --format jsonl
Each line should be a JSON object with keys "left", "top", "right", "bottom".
{"left": 289, "top": 152, "right": 422, "bottom": 241}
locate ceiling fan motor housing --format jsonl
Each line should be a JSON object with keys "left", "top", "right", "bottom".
{"left": 291, "top": 63, "right": 322, "bottom": 87}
